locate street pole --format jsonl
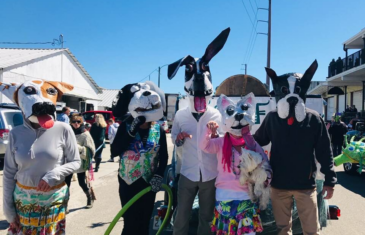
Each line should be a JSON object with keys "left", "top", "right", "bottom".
{"left": 266, "top": 0, "right": 272, "bottom": 90}
{"left": 245, "top": 64, "right": 247, "bottom": 75}
{"left": 158, "top": 66, "right": 161, "bottom": 88}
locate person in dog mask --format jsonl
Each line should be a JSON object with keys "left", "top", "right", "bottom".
{"left": 253, "top": 61, "right": 337, "bottom": 235}
{"left": 111, "top": 81, "right": 168, "bottom": 235}
{"left": 2, "top": 80, "right": 81, "bottom": 235}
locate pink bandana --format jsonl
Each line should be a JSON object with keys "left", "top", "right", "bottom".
{"left": 222, "top": 133, "right": 245, "bottom": 172}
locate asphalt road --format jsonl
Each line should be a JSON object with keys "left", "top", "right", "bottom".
{"left": 1, "top": 135, "right": 365, "bottom": 234}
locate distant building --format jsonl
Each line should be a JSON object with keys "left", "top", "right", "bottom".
{"left": 97, "top": 89, "right": 120, "bottom": 111}
{"left": 308, "top": 28, "right": 365, "bottom": 120}
{"left": 0, "top": 48, "right": 102, "bottom": 112}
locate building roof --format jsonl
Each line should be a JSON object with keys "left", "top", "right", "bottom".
{"left": 215, "top": 74, "right": 270, "bottom": 96}
{"left": 343, "top": 28, "right": 365, "bottom": 49}
{"left": 97, "top": 89, "right": 120, "bottom": 108}
{"left": 0, "top": 48, "right": 102, "bottom": 93}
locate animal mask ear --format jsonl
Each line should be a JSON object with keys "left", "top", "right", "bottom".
{"left": 217, "top": 94, "right": 233, "bottom": 114}
{"left": 45, "top": 81, "right": 73, "bottom": 100}
{"left": 0, "top": 82, "right": 21, "bottom": 105}
{"left": 300, "top": 60, "right": 318, "bottom": 92}
{"left": 243, "top": 92, "right": 255, "bottom": 106}
{"left": 201, "top": 27, "right": 231, "bottom": 64}
{"left": 167, "top": 55, "right": 195, "bottom": 80}
{"left": 112, "top": 83, "right": 136, "bottom": 117}
{"left": 265, "top": 67, "right": 279, "bottom": 84}
{"left": 145, "top": 81, "right": 166, "bottom": 112}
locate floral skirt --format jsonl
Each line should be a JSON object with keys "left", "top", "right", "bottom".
{"left": 7, "top": 182, "right": 69, "bottom": 235}
{"left": 211, "top": 200, "right": 263, "bottom": 235}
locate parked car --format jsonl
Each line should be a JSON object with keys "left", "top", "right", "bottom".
{"left": 158, "top": 117, "right": 169, "bottom": 132}
{"left": 0, "top": 104, "right": 23, "bottom": 160}
{"left": 82, "top": 110, "right": 122, "bottom": 138}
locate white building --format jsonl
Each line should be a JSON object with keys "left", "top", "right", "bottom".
{"left": 0, "top": 48, "right": 102, "bottom": 112}
{"left": 308, "top": 28, "right": 365, "bottom": 121}
{"left": 97, "top": 89, "right": 120, "bottom": 111}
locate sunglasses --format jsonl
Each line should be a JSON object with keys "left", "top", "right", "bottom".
{"left": 72, "top": 120, "right": 82, "bottom": 124}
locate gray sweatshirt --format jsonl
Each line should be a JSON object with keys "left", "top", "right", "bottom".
{"left": 3, "top": 120, "right": 81, "bottom": 223}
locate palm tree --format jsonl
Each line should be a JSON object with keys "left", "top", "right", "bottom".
{"left": 15, "top": 199, "right": 22, "bottom": 210}
{"left": 22, "top": 205, "right": 30, "bottom": 225}
{"left": 38, "top": 206, "right": 46, "bottom": 226}
{"left": 43, "top": 207, "right": 51, "bottom": 225}
{"left": 50, "top": 202, "right": 62, "bottom": 222}
{"left": 27, "top": 203, "right": 37, "bottom": 224}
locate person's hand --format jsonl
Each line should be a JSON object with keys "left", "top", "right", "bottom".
{"left": 128, "top": 116, "right": 146, "bottom": 137}
{"left": 241, "top": 125, "right": 251, "bottom": 135}
{"left": 176, "top": 132, "right": 192, "bottom": 141}
{"left": 150, "top": 175, "right": 163, "bottom": 193}
{"left": 322, "top": 185, "right": 334, "bottom": 199}
{"left": 9, "top": 216, "right": 20, "bottom": 232}
{"left": 37, "top": 180, "right": 51, "bottom": 192}
{"left": 207, "top": 121, "right": 219, "bottom": 137}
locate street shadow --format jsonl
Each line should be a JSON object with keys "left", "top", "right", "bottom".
{"left": 88, "top": 221, "right": 116, "bottom": 228}
{"left": 69, "top": 206, "right": 87, "bottom": 213}
{"left": 336, "top": 171, "right": 365, "bottom": 197}
{"left": 0, "top": 220, "right": 9, "bottom": 230}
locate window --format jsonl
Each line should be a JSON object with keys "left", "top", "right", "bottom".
{"left": 3, "top": 112, "right": 23, "bottom": 129}
{"left": 101, "top": 113, "right": 110, "bottom": 121}
{"left": 83, "top": 112, "right": 95, "bottom": 121}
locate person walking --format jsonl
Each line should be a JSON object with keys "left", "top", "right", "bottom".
{"left": 65, "top": 114, "right": 96, "bottom": 208}
{"left": 107, "top": 118, "right": 119, "bottom": 162}
{"left": 90, "top": 114, "right": 107, "bottom": 172}
{"left": 327, "top": 114, "right": 348, "bottom": 157}
{"left": 57, "top": 107, "right": 71, "bottom": 123}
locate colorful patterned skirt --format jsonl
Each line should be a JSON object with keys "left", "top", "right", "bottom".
{"left": 211, "top": 200, "right": 263, "bottom": 235}
{"left": 7, "top": 182, "right": 69, "bottom": 235}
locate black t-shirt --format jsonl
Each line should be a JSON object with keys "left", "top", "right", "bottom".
{"left": 328, "top": 122, "right": 348, "bottom": 145}
{"left": 253, "top": 109, "right": 337, "bottom": 189}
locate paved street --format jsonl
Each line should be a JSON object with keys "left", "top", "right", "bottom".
{"left": 1, "top": 134, "right": 365, "bottom": 234}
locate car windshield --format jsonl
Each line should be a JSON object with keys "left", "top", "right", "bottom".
{"left": 83, "top": 112, "right": 95, "bottom": 121}
{"left": 3, "top": 111, "right": 23, "bottom": 130}
{"left": 101, "top": 113, "right": 110, "bottom": 121}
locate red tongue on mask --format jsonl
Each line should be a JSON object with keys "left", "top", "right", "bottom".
{"left": 37, "top": 115, "right": 54, "bottom": 129}
{"left": 288, "top": 117, "right": 294, "bottom": 125}
{"left": 194, "top": 97, "right": 207, "bottom": 112}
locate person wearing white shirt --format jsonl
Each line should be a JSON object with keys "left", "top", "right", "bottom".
{"left": 171, "top": 104, "right": 221, "bottom": 235}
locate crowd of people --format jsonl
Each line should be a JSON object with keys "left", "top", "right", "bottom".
{"left": 2, "top": 62, "right": 337, "bottom": 235}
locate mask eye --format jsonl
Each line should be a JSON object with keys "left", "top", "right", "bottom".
{"left": 130, "top": 85, "right": 140, "bottom": 93}
{"left": 46, "top": 88, "right": 58, "bottom": 96}
{"left": 186, "top": 64, "right": 194, "bottom": 73}
{"left": 24, "top": 86, "right": 37, "bottom": 95}
{"left": 241, "top": 104, "right": 248, "bottom": 111}
{"left": 294, "top": 86, "right": 301, "bottom": 94}
{"left": 201, "top": 63, "right": 209, "bottom": 71}
{"left": 226, "top": 105, "right": 235, "bottom": 116}
{"left": 281, "top": 86, "right": 289, "bottom": 95}
{"left": 140, "top": 83, "right": 150, "bottom": 90}
{"left": 349, "top": 146, "right": 354, "bottom": 151}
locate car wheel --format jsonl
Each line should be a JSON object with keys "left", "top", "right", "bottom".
{"left": 343, "top": 162, "right": 360, "bottom": 175}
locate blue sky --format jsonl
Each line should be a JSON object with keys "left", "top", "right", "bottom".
{"left": 1, "top": 0, "right": 364, "bottom": 94}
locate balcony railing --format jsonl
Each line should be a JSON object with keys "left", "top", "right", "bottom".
{"left": 328, "top": 49, "right": 365, "bottom": 77}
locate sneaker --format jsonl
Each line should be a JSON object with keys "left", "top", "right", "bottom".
{"left": 107, "top": 159, "right": 114, "bottom": 162}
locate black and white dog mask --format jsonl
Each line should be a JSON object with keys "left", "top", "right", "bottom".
{"left": 265, "top": 60, "right": 318, "bottom": 124}
{"left": 217, "top": 93, "right": 255, "bottom": 136}
{"left": 167, "top": 28, "right": 230, "bottom": 113}
{"left": 112, "top": 81, "right": 166, "bottom": 122}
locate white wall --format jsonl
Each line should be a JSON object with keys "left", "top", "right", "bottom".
{"left": 327, "top": 97, "right": 335, "bottom": 120}
{"left": 353, "top": 91, "right": 363, "bottom": 112}
{"left": 338, "top": 95, "right": 345, "bottom": 113}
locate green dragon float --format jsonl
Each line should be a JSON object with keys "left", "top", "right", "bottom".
{"left": 334, "top": 136, "right": 365, "bottom": 174}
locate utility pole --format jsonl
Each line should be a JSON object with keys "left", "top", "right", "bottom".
{"left": 266, "top": 0, "right": 272, "bottom": 90}
{"left": 241, "top": 64, "right": 247, "bottom": 75}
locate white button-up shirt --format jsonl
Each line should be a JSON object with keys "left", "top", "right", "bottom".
{"left": 171, "top": 106, "right": 221, "bottom": 182}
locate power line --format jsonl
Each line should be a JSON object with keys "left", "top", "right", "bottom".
{"left": 242, "top": 7, "right": 259, "bottom": 66}
{"left": 240, "top": 0, "right": 255, "bottom": 27}
{"left": 248, "top": 0, "right": 256, "bottom": 15}
{"left": 253, "top": 0, "right": 259, "bottom": 8}
{"left": 138, "top": 68, "right": 158, "bottom": 83}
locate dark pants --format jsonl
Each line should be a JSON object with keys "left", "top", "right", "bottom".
{"left": 332, "top": 144, "right": 342, "bottom": 157}
{"left": 94, "top": 148, "right": 104, "bottom": 170}
{"left": 118, "top": 175, "right": 156, "bottom": 235}
{"left": 65, "top": 172, "right": 89, "bottom": 192}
